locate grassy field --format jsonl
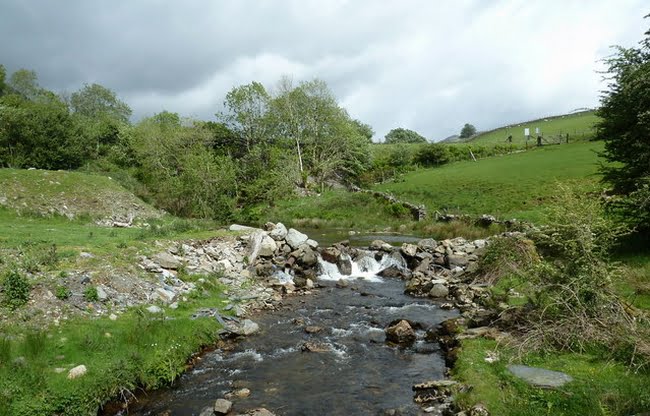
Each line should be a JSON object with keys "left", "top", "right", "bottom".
{"left": 465, "top": 110, "right": 599, "bottom": 146}
{"left": 454, "top": 338, "right": 650, "bottom": 416}
{"left": 0, "top": 170, "right": 236, "bottom": 415}
{"left": 375, "top": 141, "right": 604, "bottom": 223}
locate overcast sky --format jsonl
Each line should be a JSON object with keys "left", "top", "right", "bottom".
{"left": 0, "top": 1, "right": 647, "bottom": 141}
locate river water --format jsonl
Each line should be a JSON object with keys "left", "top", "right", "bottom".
{"left": 125, "top": 236, "right": 457, "bottom": 416}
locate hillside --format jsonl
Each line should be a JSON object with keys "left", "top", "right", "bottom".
{"left": 375, "top": 141, "right": 603, "bottom": 223}
{"left": 459, "top": 110, "right": 599, "bottom": 146}
{"left": 0, "top": 168, "right": 161, "bottom": 223}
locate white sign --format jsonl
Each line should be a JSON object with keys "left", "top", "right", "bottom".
{"left": 535, "top": 127, "right": 540, "bottom": 134}
{"left": 524, "top": 128, "right": 530, "bottom": 136}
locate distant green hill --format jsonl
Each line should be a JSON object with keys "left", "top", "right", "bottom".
{"left": 461, "top": 110, "right": 599, "bottom": 146}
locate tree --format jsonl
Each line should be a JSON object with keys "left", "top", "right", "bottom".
{"left": 384, "top": 128, "right": 427, "bottom": 144}
{"left": 596, "top": 18, "right": 650, "bottom": 229}
{"left": 352, "top": 119, "right": 374, "bottom": 142}
{"left": 0, "top": 64, "right": 7, "bottom": 96}
{"left": 217, "top": 81, "right": 270, "bottom": 152}
{"left": 69, "top": 83, "right": 132, "bottom": 123}
{"left": 8, "top": 69, "right": 44, "bottom": 101}
{"left": 459, "top": 123, "right": 477, "bottom": 138}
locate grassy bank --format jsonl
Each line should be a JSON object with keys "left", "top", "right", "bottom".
{"left": 0, "top": 207, "right": 234, "bottom": 415}
{"left": 0, "top": 282, "right": 226, "bottom": 416}
{"left": 453, "top": 338, "right": 650, "bottom": 416}
{"left": 375, "top": 141, "right": 604, "bottom": 223}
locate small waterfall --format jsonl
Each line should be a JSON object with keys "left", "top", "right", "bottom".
{"left": 317, "top": 250, "right": 407, "bottom": 282}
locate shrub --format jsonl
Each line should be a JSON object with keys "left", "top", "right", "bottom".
{"left": 474, "top": 235, "right": 539, "bottom": 285}
{"left": 2, "top": 270, "right": 31, "bottom": 310}
{"left": 83, "top": 286, "right": 98, "bottom": 302}
{"left": 54, "top": 285, "right": 71, "bottom": 300}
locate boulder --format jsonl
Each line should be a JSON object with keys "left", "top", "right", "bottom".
{"left": 232, "top": 319, "right": 260, "bottom": 336}
{"left": 229, "top": 224, "right": 261, "bottom": 232}
{"left": 378, "top": 266, "right": 408, "bottom": 279}
{"left": 320, "top": 247, "right": 341, "bottom": 263}
{"left": 67, "top": 365, "right": 87, "bottom": 380}
{"left": 337, "top": 257, "right": 352, "bottom": 275}
{"left": 214, "top": 398, "right": 233, "bottom": 415}
{"left": 156, "top": 288, "right": 176, "bottom": 303}
{"left": 385, "top": 320, "right": 416, "bottom": 345}
{"left": 153, "top": 252, "right": 182, "bottom": 269}
{"left": 446, "top": 254, "right": 469, "bottom": 268}
{"left": 269, "top": 222, "right": 288, "bottom": 241}
{"left": 401, "top": 243, "right": 418, "bottom": 258}
{"left": 507, "top": 365, "right": 573, "bottom": 388}
{"left": 286, "top": 228, "right": 309, "bottom": 249}
{"left": 298, "top": 247, "right": 318, "bottom": 267}
{"left": 429, "top": 283, "right": 449, "bottom": 298}
{"left": 417, "top": 238, "right": 438, "bottom": 252}
{"left": 258, "top": 234, "right": 277, "bottom": 257}
{"left": 96, "top": 285, "right": 108, "bottom": 301}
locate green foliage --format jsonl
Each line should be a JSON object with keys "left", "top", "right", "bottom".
{"left": 459, "top": 123, "right": 477, "bottom": 138}
{"left": 0, "top": 93, "right": 84, "bottom": 169}
{"left": 83, "top": 286, "right": 98, "bottom": 302}
{"left": 384, "top": 127, "right": 427, "bottom": 144}
{"left": 597, "top": 21, "right": 650, "bottom": 230}
{"left": 69, "top": 83, "right": 131, "bottom": 123}
{"left": 1, "top": 269, "right": 30, "bottom": 310}
{"left": 55, "top": 285, "right": 71, "bottom": 300}
{"left": 416, "top": 143, "right": 451, "bottom": 166}
{"left": 475, "top": 235, "right": 539, "bottom": 285}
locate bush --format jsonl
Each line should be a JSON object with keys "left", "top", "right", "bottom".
{"left": 83, "top": 286, "right": 98, "bottom": 302}
{"left": 474, "top": 235, "right": 539, "bottom": 285}
{"left": 1, "top": 270, "right": 30, "bottom": 310}
{"left": 54, "top": 285, "right": 71, "bottom": 300}
{"left": 416, "top": 143, "right": 450, "bottom": 167}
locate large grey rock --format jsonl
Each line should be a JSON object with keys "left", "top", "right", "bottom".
{"left": 156, "top": 288, "right": 176, "bottom": 303}
{"left": 229, "top": 224, "right": 261, "bottom": 232}
{"left": 286, "top": 228, "right": 309, "bottom": 249}
{"left": 320, "top": 247, "right": 341, "bottom": 263}
{"left": 153, "top": 252, "right": 181, "bottom": 269}
{"left": 417, "top": 238, "right": 438, "bottom": 251}
{"left": 269, "top": 222, "right": 288, "bottom": 241}
{"left": 96, "top": 285, "right": 108, "bottom": 301}
{"left": 401, "top": 243, "right": 418, "bottom": 258}
{"left": 214, "top": 398, "right": 233, "bottom": 415}
{"left": 385, "top": 320, "right": 416, "bottom": 345}
{"left": 447, "top": 254, "right": 469, "bottom": 268}
{"left": 507, "top": 364, "right": 573, "bottom": 388}
{"left": 233, "top": 319, "right": 260, "bottom": 336}
{"left": 298, "top": 247, "right": 318, "bottom": 267}
{"left": 429, "top": 283, "right": 449, "bottom": 298}
{"left": 258, "top": 234, "right": 277, "bottom": 257}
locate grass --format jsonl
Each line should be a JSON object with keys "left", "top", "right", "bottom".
{"left": 375, "top": 141, "right": 604, "bottom": 223}
{"left": 453, "top": 338, "right": 650, "bottom": 416}
{"left": 0, "top": 276, "right": 229, "bottom": 416}
{"left": 465, "top": 110, "right": 599, "bottom": 146}
{"left": 0, "top": 168, "right": 160, "bottom": 220}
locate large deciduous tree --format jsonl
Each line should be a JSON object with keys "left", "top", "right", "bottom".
{"left": 384, "top": 128, "right": 427, "bottom": 144}
{"left": 459, "top": 123, "right": 477, "bottom": 139}
{"left": 596, "top": 18, "right": 650, "bottom": 229}
{"left": 70, "top": 83, "right": 132, "bottom": 123}
{"left": 217, "top": 81, "right": 270, "bottom": 152}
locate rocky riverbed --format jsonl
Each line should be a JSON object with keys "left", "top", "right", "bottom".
{"left": 108, "top": 222, "right": 505, "bottom": 416}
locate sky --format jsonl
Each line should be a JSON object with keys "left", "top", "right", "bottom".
{"left": 0, "top": 1, "right": 647, "bottom": 141}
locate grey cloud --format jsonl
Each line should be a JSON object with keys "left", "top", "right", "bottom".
{"left": 0, "top": 0, "right": 647, "bottom": 140}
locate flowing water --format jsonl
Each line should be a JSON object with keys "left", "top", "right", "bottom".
{"left": 124, "top": 251, "right": 457, "bottom": 416}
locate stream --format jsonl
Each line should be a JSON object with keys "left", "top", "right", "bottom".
{"left": 124, "top": 234, "right": 458, "bottom": 416}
